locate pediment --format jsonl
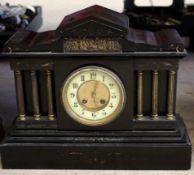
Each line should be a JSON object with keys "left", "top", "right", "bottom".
{"left": 57, "top": 16, "right": 128, "bottom": 38}
{"left": 56, "top": 5, "right": 129, "bottom": 38}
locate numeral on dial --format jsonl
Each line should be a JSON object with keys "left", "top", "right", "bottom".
{"left": 92, "top": 113, "right": 96, "bottom": 117}
{"left": 102, "top": 75, "right": 105, "bottom": 82}
{"left": 73, "top": 83, "right": 78, "bottom": 89}
{"left": 70, "top": 93, "right": 75, "bottom": 98}
{"left": 74, "top": 102, "right": 78, "bottom": 107}
{"left": 81, "top": 75, "right": 85, "bottom": 81}
{"left": 109, "top": 83, "right": 114, "bottom": 88}
{"left": 90, "top": 72, "right": 97, "bottom": 80}
{"left": 81, "top": 109, "right": 85, "bottom": 115}
{"left": 109, "top": 103, "right": 114, "bottom": 108}
{"left": 112, "top": 93, "right": 117, "bottom": 99}
{"left": 102, "top": 110, "right": 107, "bottom": 116}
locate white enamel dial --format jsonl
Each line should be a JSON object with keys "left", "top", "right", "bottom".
{"left": 62, "top": 66, "right": 126, "bottom": 126}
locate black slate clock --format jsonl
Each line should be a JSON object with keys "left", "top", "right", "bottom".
{"left": 0, "top": 5, "right": 192, "bottom": 170}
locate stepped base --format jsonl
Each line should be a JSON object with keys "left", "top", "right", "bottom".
{"left": 0, "top": 116, "right": 192, "bottom": 170}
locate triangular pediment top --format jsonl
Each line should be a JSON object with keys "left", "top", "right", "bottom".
{"left": 56, "top": 5, "right": 129, "bottom": 37}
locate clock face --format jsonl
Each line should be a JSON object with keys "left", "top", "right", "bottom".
{"left": 61, "top": 66, "right": 126, "bottom": 126}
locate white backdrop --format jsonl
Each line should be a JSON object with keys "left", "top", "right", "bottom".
{"left": 0, "top": 0, "right": 194, "bottom": 31}
{"left": 0, "top": 0, "right": 124, "bottom": 31}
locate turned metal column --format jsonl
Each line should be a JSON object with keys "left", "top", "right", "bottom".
{"left": 152, "top": 70, "right": 159, "bottom": 119}
{"left": 15, "top": 70, "right": 26, "bottom": 121}
{"left": 46, "top": 70, "right": 55, "bottom": 120}
{"left": 167, "top": 70, "right": 176, "bottom": 120}
{"left": 31, "top": 71, "right": 40, "bottom": 120}
{"left": 137, "top": 71, "right": 143, "bottom": 119}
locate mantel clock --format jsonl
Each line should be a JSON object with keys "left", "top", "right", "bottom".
{"left": 0, "top": 5, "right": 191, "bottom": 170}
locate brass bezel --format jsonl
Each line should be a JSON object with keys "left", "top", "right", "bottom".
{"left": 61, "top": 66, "right": 126, "bottom": 126}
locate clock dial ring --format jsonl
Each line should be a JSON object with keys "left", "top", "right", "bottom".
{"left": 61, "top": 66, "right": 126, "bottom": 126}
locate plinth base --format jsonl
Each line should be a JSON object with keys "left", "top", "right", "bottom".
{"left": 0, "top": 116, "right": 192, "bottom": 170}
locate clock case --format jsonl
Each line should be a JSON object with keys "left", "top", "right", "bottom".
{"left": 0, "top": 5, "right": 192, "bottom": 170}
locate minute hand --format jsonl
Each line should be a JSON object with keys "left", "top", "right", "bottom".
{"left": 91, "top": 81, "right": 98, "bottom": 107}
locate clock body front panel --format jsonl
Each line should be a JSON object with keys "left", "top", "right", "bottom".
{"left": 55, "top": 57, "right": 133, "bottom": 130}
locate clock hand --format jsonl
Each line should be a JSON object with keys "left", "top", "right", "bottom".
{"left": 91, "top": 81, "right": 98, "bottom": 108}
